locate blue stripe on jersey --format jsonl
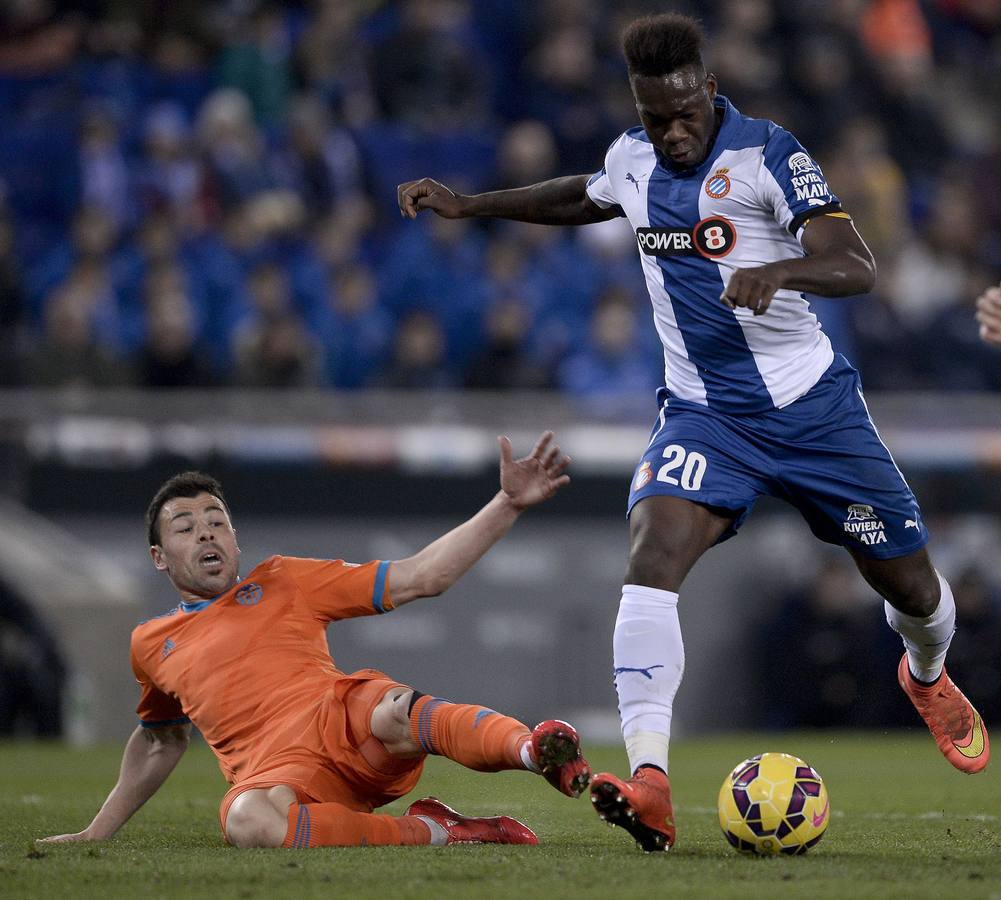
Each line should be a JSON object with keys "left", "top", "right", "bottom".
{"left": 719, "top": 106, "right": 772, "bottom": 152}
{"left": 625, "top": 125, "right": 651, "bottom": 144}
{"left": 372, "top": 560, "right": 390, "bottom": 613}
{"left": 586, "top": 168, "right": 605, "bottom": 187}
{"left": 646, "top": 135, "right": 771, "bottom": 411}
{"left": 760, "top": 126, "right": 840, "bottom": 234}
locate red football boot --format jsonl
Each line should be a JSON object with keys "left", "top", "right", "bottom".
{"left": 529, "top": 719, "right": 592, "bottom": 798}
{"left": 404, "top": 797, "right": 538, "bottom": 845}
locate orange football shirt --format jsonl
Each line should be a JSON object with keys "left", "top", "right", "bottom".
{"left": 130, "top": 555, "right": 393, "bottom": 787}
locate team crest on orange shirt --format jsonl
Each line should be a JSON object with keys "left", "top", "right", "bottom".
{"left": 236, "top": 582, "right": 264, "bottom": 606}
{"left": 633, "top": 461, "right": 653, "bottom": 490}
{"left": 705, "top": 167, "right": 731, "bottom": 199}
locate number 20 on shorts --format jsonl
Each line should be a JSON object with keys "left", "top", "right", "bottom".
{"left": 657, "top": 444, "right": 708, "bottom": 491}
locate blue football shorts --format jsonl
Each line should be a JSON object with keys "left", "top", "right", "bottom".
{"left": 627, "top": 355, "right": 929, "bottom": 559}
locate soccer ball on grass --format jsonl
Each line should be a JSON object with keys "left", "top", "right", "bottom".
{"left": 717, "top": 752, "right": 830, "bottom": 855}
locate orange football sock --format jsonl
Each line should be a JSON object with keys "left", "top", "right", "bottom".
{"left": 409, "top": 695, "right": 530, "bottom": 771}
{"left": 282, "top": 801, "right": 431, "bottom": 847}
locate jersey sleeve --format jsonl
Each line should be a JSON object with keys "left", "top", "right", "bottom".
{"left": 758, "top": 126, "right": 842, "bottom": 238}
{"left": 130, "top": 639, "right": 188, "bottom": 728}
{"left": 585, "top": 133, "right": 629, "bottom": 210}
{"left": 281, "top": 556, "right": 392, "bottom": 622}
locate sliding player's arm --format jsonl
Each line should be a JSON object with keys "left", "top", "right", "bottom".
{"left": 38, "top": 721, "right": 191, "bottom": 843}
{"left": 722, "top": 213, "right": 877, "bottom": 316}
{"left": 388, "top": 431, "right": 570, "bottom": 606}
{"left": 397, "top": 175, "right": 620, "bottom": 226}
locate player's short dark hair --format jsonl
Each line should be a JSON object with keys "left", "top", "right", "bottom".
{"left": 622, "top": 13, "right": 705, "bottom": 78}
{"left": 146, "top": 471, "right": 229, "bottom": 546}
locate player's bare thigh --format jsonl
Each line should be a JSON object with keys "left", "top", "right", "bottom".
{"left": 225, "top": 784, "right": 297, "bottom": 848}
{"left": 369, "top": 686, "right": 422, "bottom": 757}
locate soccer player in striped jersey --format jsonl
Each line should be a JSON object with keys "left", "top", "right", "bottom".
{"left": 39, "top": 432, "right": 592, "bottom": 849}
{"left": 399, "top": 11, "right": 989, "bottom": 853}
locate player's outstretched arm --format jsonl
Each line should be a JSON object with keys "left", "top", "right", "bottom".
{"left": 721, "top": 214, "right": 876, "bottom": 316}
{"left": 38, "top": 722, "right": 191, "bottom": 843}
{"left": 975, "top": 284, "right": 1001, "bottom": 347}
{"left": 397, "top": 175, "right": 620, "bottom": 227}
{"left": 388, "top": 431, "right": 571, "bottom": 606}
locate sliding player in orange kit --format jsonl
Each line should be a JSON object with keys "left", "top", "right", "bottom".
{"left": 39, "top": 431, "right": 591, "bottom": 849}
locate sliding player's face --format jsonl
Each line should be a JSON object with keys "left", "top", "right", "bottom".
{"left": 151, "top": 492, "right": 241, "bottom": 599}
{"left": 631, "top": 64, "right": 718, "bottom": 168}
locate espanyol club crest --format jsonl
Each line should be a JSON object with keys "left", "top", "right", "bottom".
{"left": 633, "top": 461, "right": 653, "bottom": 490}
{"left": 705, "top": 167, "right": 731, "bottom": 199}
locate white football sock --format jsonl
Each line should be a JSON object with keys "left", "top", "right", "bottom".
{"left": 519, "top": 739, "right": 539, "bottom": 773}
{"left": 613, "top": 584, "right": 684, "bottom": 775}
{"left": 884, "top": 571, "right": 956, "bottom": 683}
{"left": 415, "top": 816, "right": 448, "bottom": 846}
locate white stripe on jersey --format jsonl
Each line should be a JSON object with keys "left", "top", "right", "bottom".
{"left": 589, "top": 136, "right": 709, "bottom": 406}
{"left": 707, "top": 148, "right": 834, "bottom": 410}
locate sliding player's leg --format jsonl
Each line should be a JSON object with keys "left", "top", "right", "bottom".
{"left": 222, "top": 783, "right": 433, "bottom": 847}
{"left": 222, "top": 782, "right": 537, "bottom": 848}
{"left": 372, "top": 685, "right": 591, "bottom": 798}
{"left": 591, "top": 494, "right": 736, "bottom": 852}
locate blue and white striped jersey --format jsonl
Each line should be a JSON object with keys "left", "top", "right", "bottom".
{"left": 586, "top": 96, "right": 843, "bottom": 414}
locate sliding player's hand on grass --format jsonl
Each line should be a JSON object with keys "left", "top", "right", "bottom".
{"left": 499, "top": 431, "right": 571, "bottom": 511}
{"left": 37, "top": 830, "right": 97, "bottom": 843}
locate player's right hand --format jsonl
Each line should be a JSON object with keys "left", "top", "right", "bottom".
{"left": 397, "top": 178, "right": 467, "bottom": 220}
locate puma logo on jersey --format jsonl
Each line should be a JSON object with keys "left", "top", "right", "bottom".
{"left": 904, "top": 519, "right": 919, "bottom": 529}
{"left": 626, "top": 172, "right": 641, "bottom": 192}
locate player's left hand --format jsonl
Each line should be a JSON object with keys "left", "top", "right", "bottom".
{"left": 720, "top": 264, "right": 786, "bottom": 316}
{"left": 499, "top": 431, "right": 571, "bottom": 511}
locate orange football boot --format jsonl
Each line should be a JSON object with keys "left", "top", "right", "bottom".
{"left": 590, "top": 766, "right": 675, "bottom": 851}
{"left": 897, "top": 654, "right": 989, "bottom": 774}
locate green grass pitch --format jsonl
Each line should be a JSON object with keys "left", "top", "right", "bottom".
{"left": 2, "top": 732, "right": 998, "bottom": 899}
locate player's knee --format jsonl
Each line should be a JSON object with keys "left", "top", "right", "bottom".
{"left": 370, "top": 688, "right": 418, "bottom": 753}
{"left": 877, "top": 567, "right": 940, "bottom": 618}
{"left": 887, "top": 576, "right": 940, "bottom": 618}
{"left": 626, "top": 530, "right": 690, "bottom": 589}
{"left": 856, "top": 549, "right": 941, "bottom": 618}
{"left": 225, "top": 792, "right": 288, "bottom": 849}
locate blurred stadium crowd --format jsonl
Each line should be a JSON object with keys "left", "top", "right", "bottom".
{"left": 0, "top": 0, "right": 999, "bottom": 398}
